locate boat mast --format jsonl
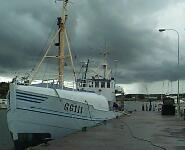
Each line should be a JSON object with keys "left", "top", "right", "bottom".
{"left": 58, "top": 0, "right": 68, "bottom": 85}
{"left": 102, "top": 48, "right": 109, "bottom": 79}
{"left": 84, "top": 59, "right": 90, "bottom": 80}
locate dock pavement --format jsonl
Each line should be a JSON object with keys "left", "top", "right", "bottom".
{"left": 0, "top": 109, "right": 14, "bottom": 150}
{"left": 28, "top": 111, "right": 185, "bottom": 150}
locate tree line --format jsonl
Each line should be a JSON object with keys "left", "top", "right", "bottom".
{"left": 0, "top": 82, "right": 9, "bottom": 98}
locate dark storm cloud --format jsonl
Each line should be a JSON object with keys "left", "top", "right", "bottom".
{"left": 0, "top": 0, "right": 184, "bottom": 83}
{"left": 68, "top": 0, "right": 183, "bottom": 83}
{"left": 0, "top": 0, "right": 59, "bottom": 72}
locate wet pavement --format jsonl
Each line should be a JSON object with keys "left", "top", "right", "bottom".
{"left": 29, "top": 111, "right": 185, "bottom": 150}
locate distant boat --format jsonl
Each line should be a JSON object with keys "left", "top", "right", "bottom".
{"left": 7, "top": 1, "right": 122, "bottom": 150}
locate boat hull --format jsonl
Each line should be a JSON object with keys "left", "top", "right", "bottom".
{"left": 7, "top": 83, "right": 120, "bottom": 149}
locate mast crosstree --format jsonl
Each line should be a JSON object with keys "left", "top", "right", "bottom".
{"left": 28, "top": 0, "right": 76, "bottom": 87}
{"left": 29, "top": 0, "right": 76, "bottom": 86}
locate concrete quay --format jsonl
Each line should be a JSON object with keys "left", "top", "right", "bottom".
{"left": 28, "top": 111, "right": 185, "bottom": 150}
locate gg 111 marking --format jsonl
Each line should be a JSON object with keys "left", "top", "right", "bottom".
{"left": 64, "top": 103, "right": 83, "bottom": 114}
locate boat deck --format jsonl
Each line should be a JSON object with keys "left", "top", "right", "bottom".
{"left": 29, "top": 111, "right": 185, "bottom": 150}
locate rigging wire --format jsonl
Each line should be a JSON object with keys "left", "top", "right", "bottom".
{"left": 30, "top": 20, "right": 57, "bottom": 76}
{"left": 65, "top": 28, "right": 77, "bottom": 82}
{"left": 167, "top": 81, "right": 170, "bottom": 95}
{"left": 170, "top": 81, "right": 173, "bottom": 94}
{"left": 29, "top": 28, "right": 61, "bottom": 84}
{"left": 42, "top": 58, "right": 49, "bottom": 81}
{"left": 77, "top": 63, "right": 84, "bottom": 79}
{"left": 64, "top": 23, "right": 79, "bottom": 75}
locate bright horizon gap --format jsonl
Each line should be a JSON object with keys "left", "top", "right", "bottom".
{"left": 0, "top": 76, "right": 183, "bottom": 94}
{"left": 0, "top": 76, "right": 12, "bottom": 82}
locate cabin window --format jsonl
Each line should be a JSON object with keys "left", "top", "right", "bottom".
{"left": 92, "top": 82, "right": 94, "bottom": 87}
{"left": 107, "top": 82, "right": 110, "bottom": 88}
{"left": 89, "top": 82, "right": 94, "bottom": 87}
{"left": 101, "top": 82, "right": 105, "bottom": 88}
{"left": 83, "top": 83, "right": 86, "bottom": 87}
{"left": 95, "top": 81, "right": 99, "bottom": 88}
{"left": 82, "top": 81, "right": 87, "bottom": 87}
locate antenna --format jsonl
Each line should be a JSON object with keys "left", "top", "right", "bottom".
{"left": 84, "top": 59, "right": 89, "bottom": 80}
{"left": 99, "top": 42, "right": 111, "bottom": 79}
{"left": 100, "top": 42, "right": 110, "bottom": 63}
{"left": 114, "top": 59, "right": 118, "bottom": 83}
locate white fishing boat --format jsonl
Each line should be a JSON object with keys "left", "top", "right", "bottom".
{"left": 76, "top": 55, "right": 117, "bottom": 109}
{"left": 7, "top": 1, "right": 121, "bottom": 149}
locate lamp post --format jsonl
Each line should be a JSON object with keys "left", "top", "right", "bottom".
{"left": 159, "top": 28, "right": 180, "bottom": 116}
{"left": 114, "top": 59, "right": 118, "bottom": 84}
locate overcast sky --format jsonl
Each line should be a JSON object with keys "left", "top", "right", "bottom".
{"left": 1, "top": 0, "right": 185, "bottom": 93}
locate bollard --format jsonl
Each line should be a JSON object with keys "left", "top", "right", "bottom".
{"left": 142, "top": 104, "right": 145, "bottom": 111}
{"left": 82, "top": 127, "right": 87, "bottom": 132}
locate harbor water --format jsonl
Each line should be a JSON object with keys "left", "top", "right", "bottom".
{"left": 0, "top": 109, "right": 14, "bottom": 150}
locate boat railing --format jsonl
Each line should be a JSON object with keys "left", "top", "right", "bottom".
{"left": 76, "top": 78, "right": 114, "bottom": 89}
